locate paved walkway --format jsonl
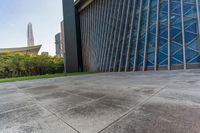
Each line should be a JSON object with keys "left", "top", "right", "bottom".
{"left": 0, "top": 70, "right": 200, "bottom": 133}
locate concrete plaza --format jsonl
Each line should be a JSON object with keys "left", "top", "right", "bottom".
{"left": 0, "top": 70, "right": 200, "bottom": 133}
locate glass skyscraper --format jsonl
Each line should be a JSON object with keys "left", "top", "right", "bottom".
{"left": 63, "top": 0, "right": 200, "bottom": 72}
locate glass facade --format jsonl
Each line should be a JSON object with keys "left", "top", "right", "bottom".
{"left": 77, "top": 0, "right": 200, "bottom": 72}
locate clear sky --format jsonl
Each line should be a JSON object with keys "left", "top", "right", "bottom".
{"left": 0, "top": 0, "right": 63, "bottom": 55}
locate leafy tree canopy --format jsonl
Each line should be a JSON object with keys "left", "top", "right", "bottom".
{"left": 0, "top": 52, "right": 64, "bottom": 78}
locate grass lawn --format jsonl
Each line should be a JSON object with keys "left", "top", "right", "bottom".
{"left": 0, "top": 72, "right": 95, "bottom": 83}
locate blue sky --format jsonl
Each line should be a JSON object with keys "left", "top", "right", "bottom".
{"left": 0, "top": 0, "right": 63, "bottom": 55}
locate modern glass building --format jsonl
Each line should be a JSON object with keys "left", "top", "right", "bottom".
{"left": 63, "top": 0, "right": 200, "bottom": 72}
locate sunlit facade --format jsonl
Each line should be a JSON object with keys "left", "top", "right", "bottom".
{"left": 63, "top": 0, "right": 200, "bottom": 72}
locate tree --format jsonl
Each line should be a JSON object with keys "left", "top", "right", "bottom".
{"left": 0, "top": 52, "right": 64, "bottom": 78}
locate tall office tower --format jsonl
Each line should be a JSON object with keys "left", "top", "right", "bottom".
{"left": 55, "top": 33, "right": 62, "bottom": 57}
{"left": 61, "top": 21, "right": 65, "bottom": 56}
{"left": 27, "top": 23, "right": 35, "bottom": 47}
{"left": 61, "top": 20, "right": 67, "bottom": 72}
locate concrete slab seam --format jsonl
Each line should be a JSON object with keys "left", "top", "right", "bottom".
{"left": 20, "top": 91, "right": 80, "bottom": 133}
{"left": 98, "top": 86, "right": 167, "bottom": 133}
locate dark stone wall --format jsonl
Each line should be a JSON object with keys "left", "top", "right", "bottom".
{"left": 62, "top": 0, "right": 83, "bottom": 72}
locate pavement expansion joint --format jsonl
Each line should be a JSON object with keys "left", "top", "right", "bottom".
{"left": 18, "top": 90, "right": 80, "bottom": 133}
{"left": 98, "top": 75, "right": 180, "bottom": 132}
{"left": 98, "top": 86, "right": 166, "bottom": 133}
{"left": 0, "top": 103, "right": 37, "bottom": 116}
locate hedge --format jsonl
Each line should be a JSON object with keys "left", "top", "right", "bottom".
{"left": 0, "top": 52, "right": 64, "bottom": 78}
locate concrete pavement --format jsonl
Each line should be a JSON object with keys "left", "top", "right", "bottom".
{"left": 0, "top": 70, "right": 200, "bottom": 133}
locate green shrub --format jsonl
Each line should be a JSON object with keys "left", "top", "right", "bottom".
{"left": 0, "top": 52, "right": 64, "bottom": 78}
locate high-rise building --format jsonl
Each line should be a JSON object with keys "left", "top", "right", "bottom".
{"left": 27, "top": 23, "right": 35, "bottom": 47}
{"left": 54, "top": 21, "right": 65, "bottom": 57}
{"left": 63, "top": 0, "right": 200, "bottom": 72}
{"left": 61, "top": 21, "right": 65, "bottom": 56}
{"left": 55, "top": 33, "right": 62, "bottom": 57}
{"left": 61, "top": 20, "right": 67, "bottom": 72}
{"left": 0, "top": 23, "right": 41, "bottom": 55}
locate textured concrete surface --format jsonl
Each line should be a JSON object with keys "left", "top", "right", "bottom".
{"left": 0, "top": 70, "right": 200, "bottom": 133}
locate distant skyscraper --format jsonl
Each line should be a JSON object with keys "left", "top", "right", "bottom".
{"left": 61, "top": 20, "right": 67, "bottom": 72}
{"left": 61, "top": 21, "right": 65, "bottom": 56}
{"left": 27, "top": 23, "right": 35, "bottom": 47}
{"left": 55, "top": 33, "right": 61, "bottom": 57}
